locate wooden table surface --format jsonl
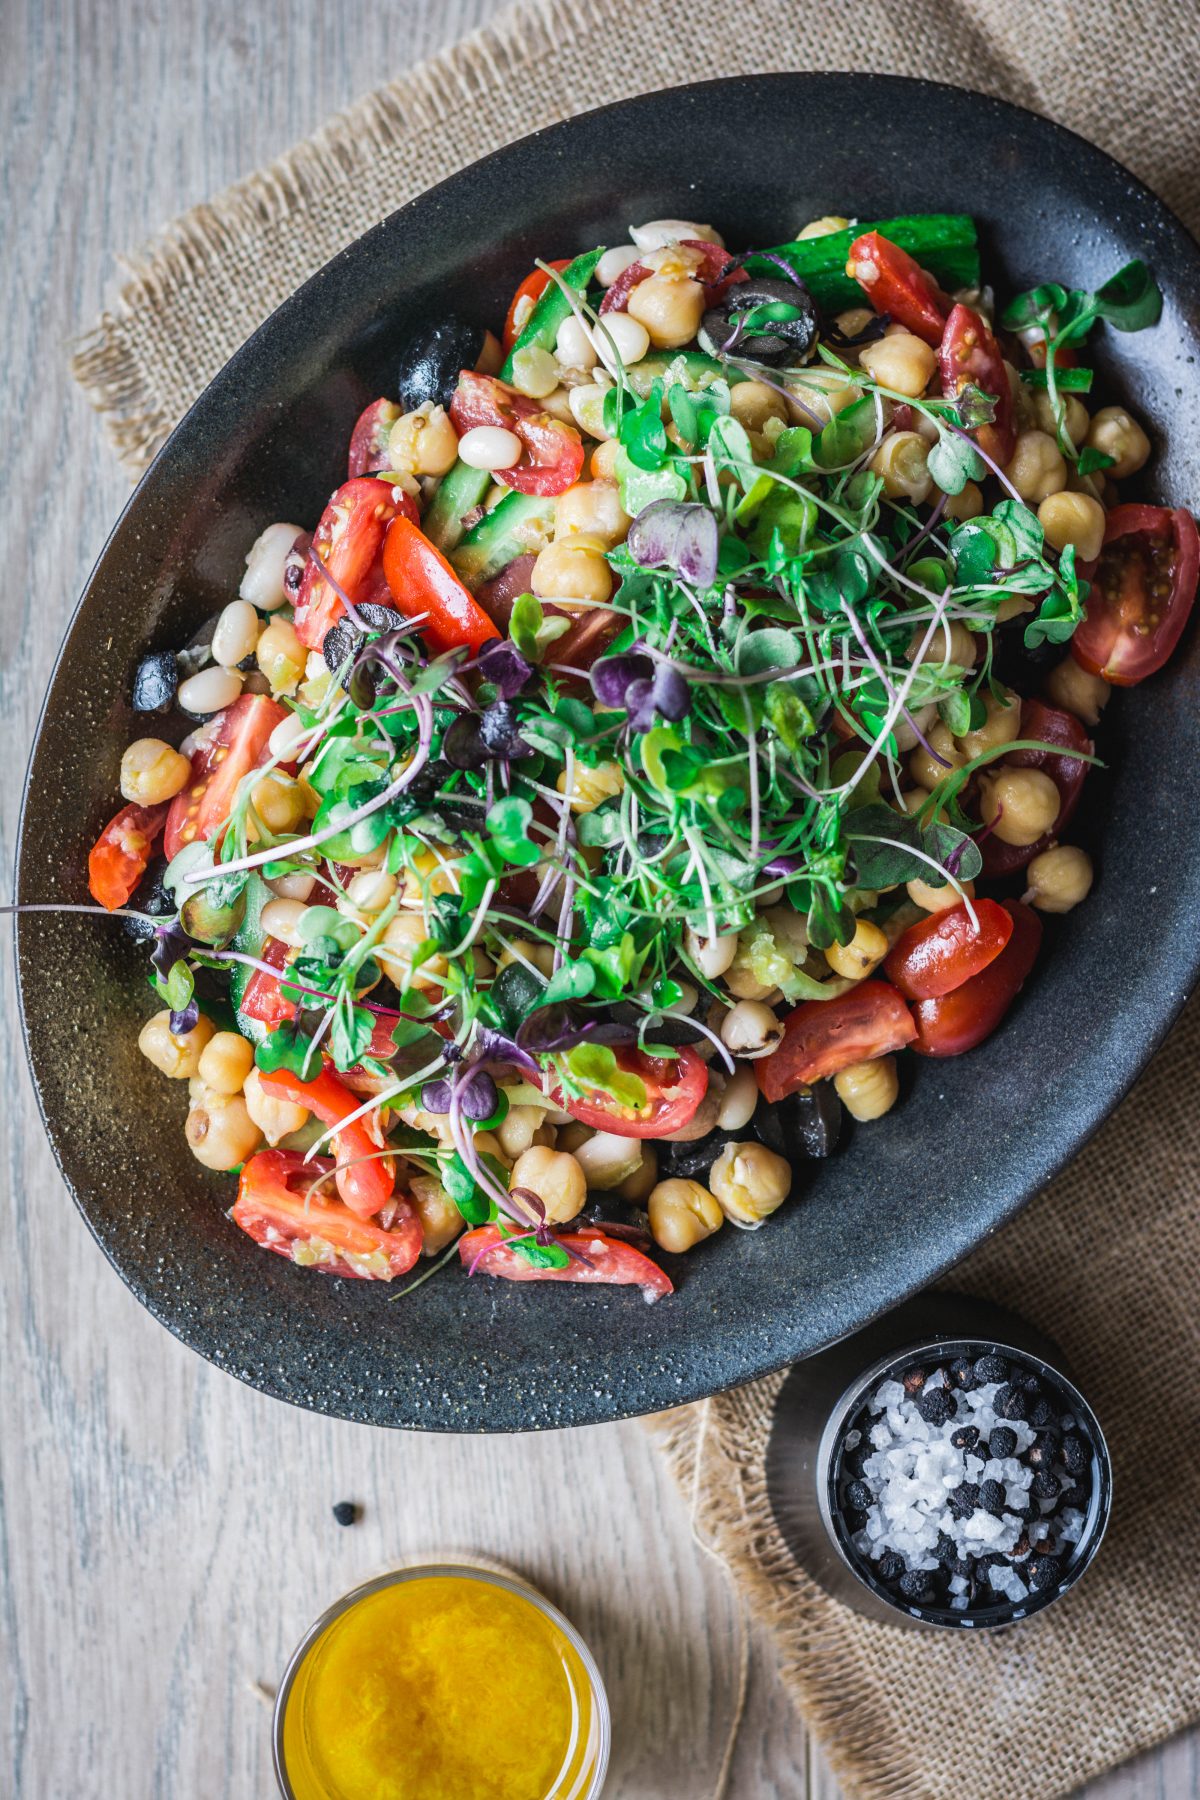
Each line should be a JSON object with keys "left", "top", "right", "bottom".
{"left": 2, "top": 2, "right": 1196, "bottom": 1794}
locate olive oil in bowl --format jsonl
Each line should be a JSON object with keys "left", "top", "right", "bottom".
{"left": 274, "top": 1565, "right": 609, "bottom": 1800}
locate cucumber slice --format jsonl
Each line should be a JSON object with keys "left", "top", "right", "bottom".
{"left": 451, "top": 490, "right": 557, "bottom": 589}
{"left": 501, "top": 247, "right": 604, "bottom": 378}
{"left": 422, "top": 459, "right": 492, "bottom": 554}
{"left": 745, "top": 214, "right": 979, "bottom": 313}
{"left": 624, "top": 350, "right": 748, "bottom": 397}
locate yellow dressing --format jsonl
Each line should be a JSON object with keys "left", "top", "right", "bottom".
{"left": 280, "top": 1574, "right": 601, "bottom": 1800}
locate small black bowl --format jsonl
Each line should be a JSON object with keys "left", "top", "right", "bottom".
{"left": 16, "top": 76, "right": 1200, "bottom": 1430}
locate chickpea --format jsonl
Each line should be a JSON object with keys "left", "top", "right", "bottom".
{"left": 256, "top": 616, "right": 306, "bottom": 696}
{"left": 243, "top": 1066, "right": 309, "bottom": 1146}
{"left": 554, "top": 480, "right": 630, "bottom": 548}
{"left": 1026, "top": 843, "right": 1094, "bottom": 914}
{"left": 907, "top": 876, "right": 975, "bottom": 914}
{"left": 788, "top": 369, "right": 862, "bottom": 425}
{"left": 869, "top": 431, "right": 932, "bottom": 504}
{"left": 1085, "top": 405, "right": 1151, "bottom": 479}
{"left": 908, "top": 621, "right": 977, "bottom": 673}
{"left": 496, "top": 1105, "right": 547, "bottom": 1161}
{"left": 574, "top": 1130, "right": 644, "bottom": 1191}
{"left": 197, "top": 1030, "right": 255, "bottom": 1096}
{"left": 531, "top": 536, "right": 613, "bottom": 605}
{"left": 408, "top": 1174, "right": 464, "bottom": 1255}
{"left": 590, "top": 439, "right": 621, "bottom": 481}
{"left": 729, "top": 380, "right": 789, "bottom": 435}
{"left": 1037, "top": 491, "right": 1106, "bottom": 563}
{"left": 388, "top": 402, "right": 460, "bottom": 477}
{"left": 1004, "top": 429, "right": 1068, "bottom": 505}
{"left": 509, "top": 1145, "right": 586, "bottom": 1225}
{"left": 377, "top": 911, "right": 447, "bottom": 989}
{"left": 683, "top": 925, "right": 739, "bottom": 980}
{"left": 825, "top": 918, "right": 889, "bottom": 981}
{"left": 119, "top": 737, "right": 191, "bottom": 806}
{"left": 1029, "top": 390, "right": 1090, "bottom": 447}
{"left": 556, "top": 758, "right": 624, "bottom": 812}
{"left": 648, "top": 1178, "right": 723, "bottom": 1253}
{"left": 979, "top": 766, "right": 1061, "bottom": 846}
{"left": 627, "top": 274, "right": 706, "bottom": 349}
{"left": 833, "top": 306, "right": 875, "bottom": 340}
{"left": 943, "top": 480, "right": 984, "bottom": 522}
{"left": 1043, "top": 656, "right": 1110, "bottom": 727}
{"left": 907, "top": 721, "right": 964, "bottom": 791}
{"left": 555, "top": 1121, "right": 591, "bottom": 1156}
{"left": 956, "top": 685, "right": 1021, "bottom": 761}
{"left": 719, "top": 1000, "right": 783, "bottom": 1058}
{"left": 399, "top": 845, "right": 460, "bottom": 901}
{"left": 496, "top": 937, "right": 556, "bottom": 978}
{"left": 185, "top": 1093, "right": 263, "bottom": 1170}
{"left": 619, "top": 1145, "right": 658, "bottom": 1204}
{"left": 137, "top": 1010, "right": 216, "bottom": 1079}
{"left": 251, "top": 771, "right": 310, "bottom": 835}
{"left": 892, "top": 702, "right": 937, "bottom": 755}
{"left": 716, "top": 1064, "right": 759, "bottom": 1132}
{"left": 857, "top": 331, "right": 937, "bottom": 398}
{"left": 708, "top": 1141, "right": 791, "bottom": 1226}
{"left": 834, "top": 1056, "right": 900, "bottom": 1122}
{"left": 797, "top": 214, "right": 850, "bottom": 239}
{"left": 995, "top": 596, "right": 1034, "bottom": 625}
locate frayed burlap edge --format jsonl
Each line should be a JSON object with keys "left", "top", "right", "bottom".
{"left": 68, "top": 0, "right": 602, "bottom": 472}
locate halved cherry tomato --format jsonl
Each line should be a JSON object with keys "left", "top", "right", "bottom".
{"left": 938, "top": 303, "right": 1016, "bottom": 467}
{"left": 381, "top": 513, "right": 499, "bottom": 656}
{"left": 347, "top": 399, "right": 400, "bottom": 477}
{"left": 259, "top": 1062, "right": 394, "bottom": 1218}
{"left": 449, "top": 371, "right": 584, "bottom": 497}
{"left": 553, "top": 1043, "right": 708, "bottom": 1140}
{"left": 911, "top": 901, "right": 1042, "bottom": 1057}
{"left": 847, "top": 231, "right": 950, "bottom": 345}
{"left": 756, "top": 981, "right": 917, "bottom": 1102}
{"left": 884, "top": 898, "right": 1013, "bottom": 1001}
{"left": 599, "top": 241, "right": 743, "bottom": 314}
{"left": 978, "top": 699, "right": 1092, "bottom": 879}
{"left": 239, "top": 936, "right": 296, "bottom": 1027}
{"left": 232, "top": 1150, "right": 420, "bottom": 1280}
{"left": 459, "top": 1225, "right": 673, "bottom": 1300}
{"left": 502, "top": 258, "right": 571, "bottom": 351}
{"left": 87, "top": 802, "right": 168, "bottom": 910}
{"left": 1072, "top": 504, "right": 1199, "bottom": 687}
{"left": 293, "top": 477, "right": 418, "bottom": 650}
{"left": 163, "top": 693, "right": 289, "bottom": 859}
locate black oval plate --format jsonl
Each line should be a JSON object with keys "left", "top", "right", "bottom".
{"left": 17, "top": 76, "right": 1200, "bottom": 1430}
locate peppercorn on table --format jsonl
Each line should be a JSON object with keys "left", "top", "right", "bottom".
{"left": 5, "top": 0, "right": 1200, "bottom": 1796}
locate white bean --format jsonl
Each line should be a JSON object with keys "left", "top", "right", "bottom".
{"left": 596, "top": 244, "right": 642, "bottom": 287}
{"left": 594, "top": 313, "right": 651, "bottom": 370}
{"left": 716, "top": 1064, "right": 759, "bottom": 1131}
{"left": 457, "top": 425, "right": 523, "bottom": 470}
{"left": 266, "top": 871, "right": 316, "bottom": 902}
{"left": 177, "top": 665, "right": 243, "bottom": 715}
{"left": 684, "top": 926, "right": 739, "bottom": 980}
{"left": 629, "top": 218, "right": 722, "bottom": 251}
{"left": 239, "top": 521, "right": 303, "bottom": 611}
{"left": 210, "top": 599, "right": 262, "bottom": 670}
{"left": 720, "top": 1000, "right": 784, "bottom": 1058}
{"left": 555, "top": 316, "right": 598, "bottom": 370}
{"left": 268, "top": 712, "right": 314, "bottom": 761}
{"left": 260, "top": 897, "right": 309, "bottom": 946}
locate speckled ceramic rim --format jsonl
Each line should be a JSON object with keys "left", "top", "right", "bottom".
{"left": 821, "top": 1338, "right": 1113, "bottom": 1631}
{"left": 271, "top": 1562, "right": 611, "bottom": 1798}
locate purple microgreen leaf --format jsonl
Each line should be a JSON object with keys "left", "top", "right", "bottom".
{"left": 627, "top": 501, "right": 719, "bottom": 589}
{"left": 475, "top": 639, "right": 534, "bottom": 699}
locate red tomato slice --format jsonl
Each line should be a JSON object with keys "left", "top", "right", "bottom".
{"left": 381, "top": 513, "right": 499, "bottom": 655}
{"left": 503, "top": 257, "right": 571, "bottom": 351}
{"left": 756, "top": 981, "right": 917, "bottom": 1102}
{"left": 911, "top": 901, "right": 1042, "bottom": 1057}
{"left": 937, "top": 303, "right": 1017, "bottom": 467}
{"left": 883, "top": 898, "right": 1014, "bottom": 1001}
{"left": 978, "top": 699, "right": 1092, "bottom": 878}
{"left": 259, "top": 1062, "right": 394, "bottom": 1218}
{"left": 347, "top": 399, "right": 400, "bottom": 477}
{"left": 163, "top": 693, "right": 289, "bottom": 860}
{"left": 1072, "top": 504, "right": 1199, "bottom": 687}
{"left": 293, "top": 477, "right": 417, "bottom": 650}
{"left": 239, "top": 936, "right": 296, "bottom": 1027}
{"left": 554, "top": 1044, "right": 708, "bottom": 1139}
{"left": 232, "top": 1150, "right": 420, "bottom": 1280}
{"left": 87, "top": 802, "right": 168, "bottom": 910}
{"left": 449, "top": 371, "right": 584, "bottom": 497}
{"left": 459, "top": 1225, "right": 673, "bottom": 1299}
{"left": 846, "top": 231, "right": 950, "bottom": 345}
{"left": 599, "top": 241, "right": 741, "bottom": 314}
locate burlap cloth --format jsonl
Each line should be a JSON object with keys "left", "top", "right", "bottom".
{"left": 71, "top": 2, "right": 1200, "bottom": 1795}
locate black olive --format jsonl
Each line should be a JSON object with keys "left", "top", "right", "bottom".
{"left": 479, "top": 700, "right": 525, "bottom": 756}
{"left": 754, "top": 1083, "right": 841, "bottom": 1159}
{"left": 396, "top": 315, "right": 487, "bottom": 412}
{"left": 699, "top": 277, "right": 819, "bottom": 365}
{"left": 656, "top": 1129, "right": 737, "bottom": 1182}
{"left": 131, "top": 650, "right": 178, "bottom": 714}
{"left": 987, "top": 621, "right": 1059, "bottom": 691}
{"left": 322, "top": 603, "right": 407, "bottom": 689}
